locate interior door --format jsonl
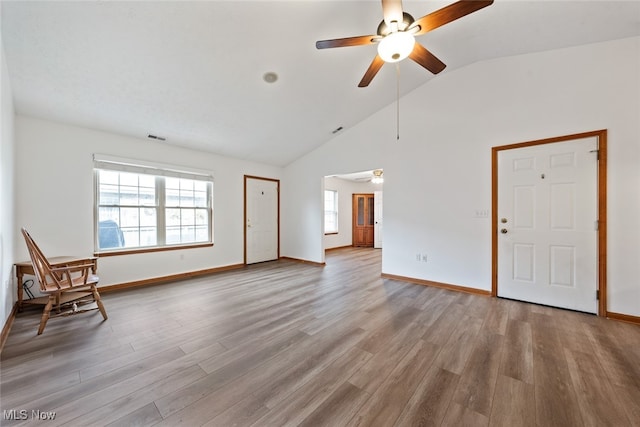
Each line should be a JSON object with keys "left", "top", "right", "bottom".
{"left": 497, "top": 137, "right": 598, "bottom": 313}
{"left": 374, "top": 191, "right": 383, "bottom": 248}
{"left": 353, "top": 193, "right": 374, "bottom": 247}
{"left": 245, "top": 176, "right": 279, "bottom": 264}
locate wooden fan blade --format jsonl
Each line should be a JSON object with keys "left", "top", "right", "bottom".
{"left": 382, "top": 0, "right": 404, "bottom": 26}
{"left": 411, "top": 0, "right": 493, "bottom": 36}
{"left": 316, "top": 35, "right": 378, "bottom": 49}
{"left": 358, "top": 55, "right": 385, "bottom": 87}
{"left": 409, "top": 43, "right": 446, "bottom": 75}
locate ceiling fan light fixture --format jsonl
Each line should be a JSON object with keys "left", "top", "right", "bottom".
{"left": 371, "top": 169, "right": 384, "bottom": 184}
{"left": 377, "top": 31, "right": 415, "bottom": 63}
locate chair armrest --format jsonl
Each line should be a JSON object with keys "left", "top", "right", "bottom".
{"left": 49, "top": 263, "right": 98, "bottom": 287}
{"left": 49, "top": 257, "right": 97, "bottom": 268}
{"left": 50, "top": 263, "right": 97, "bottom": 272}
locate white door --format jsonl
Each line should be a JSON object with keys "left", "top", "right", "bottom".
{"left": 497, "top": 137, "right": 598, "bottom": 313}
{"left": 374, "top": 191, "right": 383, "bottom": 248}
{"left": 245, "top": 177, "right": 279, "bottom": 264}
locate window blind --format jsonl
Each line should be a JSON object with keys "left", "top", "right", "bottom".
{"left": 93, "top": 154, "right": 213, "bottom": 182}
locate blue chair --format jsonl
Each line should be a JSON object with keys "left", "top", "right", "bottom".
{"left": 98, "top": 220, "right": 125, "bottom": 249}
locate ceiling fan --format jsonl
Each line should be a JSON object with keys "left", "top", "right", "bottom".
{"left": 316, "top": 0, "right": 494, "bottom": 87}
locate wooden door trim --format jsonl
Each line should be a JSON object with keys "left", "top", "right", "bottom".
{"left": 352, "top": 193, "right": 375, "bottom": 247}
{"left": 244, "top": 175, "right": 281, "bottom": 265}
{"left": 491, "top": 130, "right": 607, "bottom": 316}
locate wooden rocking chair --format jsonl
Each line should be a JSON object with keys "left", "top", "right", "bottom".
{"left": 21, "top": 228, "right": 108, "bottom": 335}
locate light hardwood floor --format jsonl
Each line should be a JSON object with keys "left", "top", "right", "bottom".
{"left": 1, "top": 248, "right": 639, "bottom": 426}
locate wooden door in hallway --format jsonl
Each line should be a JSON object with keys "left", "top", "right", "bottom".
{"left": 353, "top": 193, "right": 374, "bottom": 247}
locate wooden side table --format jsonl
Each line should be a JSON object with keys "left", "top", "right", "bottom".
{"left": 15, "top": 256, "right": 98, "bottom": 310}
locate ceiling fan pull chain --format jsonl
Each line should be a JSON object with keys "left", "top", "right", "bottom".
{"left": 396, "top": 63, "right": 400, "bottom": 141}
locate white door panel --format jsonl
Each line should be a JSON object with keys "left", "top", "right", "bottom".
{"left": 497, "top": 137, "right": 598, "bottom": 313}
{"left": 374, "top": 191, "right": 383, "bottom": 249}
{"left": 246, "top": 177, "right": 278, "bottom": 264}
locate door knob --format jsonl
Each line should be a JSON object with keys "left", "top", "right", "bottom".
{"left": 501, "top": 228, "right": 508, "bottom": 234}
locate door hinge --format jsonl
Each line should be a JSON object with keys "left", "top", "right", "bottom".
{"left": 590, "top": 149, "right": 600, "bottom": 160}
{"left": 596, "top": 290, "right": 600, "bottom": 300}
{"left": 595, "top": 220, "right": 599, "bottom": 231}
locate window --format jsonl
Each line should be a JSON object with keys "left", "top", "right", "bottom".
{"left": 94, "top": 155, "right": 213, "bottom": 253}
{"left": 324, "top": 190, "right": 338, "bottom": 234}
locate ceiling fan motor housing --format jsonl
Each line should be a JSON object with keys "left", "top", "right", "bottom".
{"left": 377, "top": 12, "right": 415, "bottom": 36}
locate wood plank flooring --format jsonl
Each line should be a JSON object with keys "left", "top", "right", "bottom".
{"left": 1, "top": 247, "right": 639, "bottom": 426}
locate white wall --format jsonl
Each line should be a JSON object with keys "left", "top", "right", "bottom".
{"left": 7, "top": 37, "right": 639, "bottom": 321}
{"left": 283, "top": 37, "right": 640, "bottom": 317}
{"left": 323, "top": 176, "right": 382, "bottom": 250}
{"left": 14, "top": 116, "right": 282, "bottom": 287}
{"left": 281, "top": 105, "right": 395, "bottom": 262}
{"left": 1, "top": 38, "right": 16, "bottom": 328}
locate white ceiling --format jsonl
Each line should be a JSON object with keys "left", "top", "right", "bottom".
{"left": 2, "top": 1, "right": 639, "bottom": 167}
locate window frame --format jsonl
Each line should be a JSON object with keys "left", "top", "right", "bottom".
{"left": 93, "top": 155, "right": 214, "bottom": 256}
{"left": 324, "top": 189, "right": 339, "bottom": 235}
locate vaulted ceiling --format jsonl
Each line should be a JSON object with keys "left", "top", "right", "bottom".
{"left": 2, "top": 1, "right": 639, "bottom": 166}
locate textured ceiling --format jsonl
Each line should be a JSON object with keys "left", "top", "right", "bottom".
{"left": 2, "top": 1, "right": 639, "bottom": 166}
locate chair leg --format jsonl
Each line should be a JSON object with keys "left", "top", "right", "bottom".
{"left": 38, "top": 295, "right": 55, "bottom": 335}
{"left": 91, "top": 285, "right": 108, "bottom": 320}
